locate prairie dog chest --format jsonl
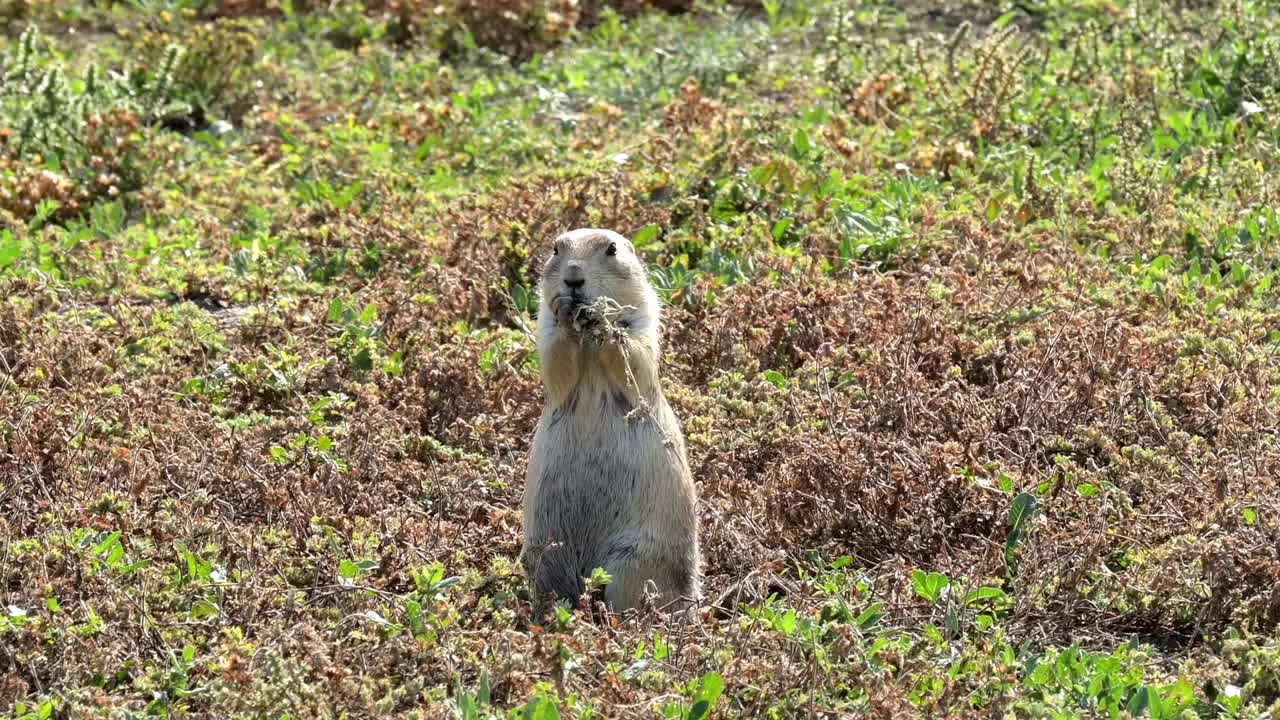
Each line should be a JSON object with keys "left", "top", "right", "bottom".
{"left": 536, "top": 383, "right": 667, "bottom": 481}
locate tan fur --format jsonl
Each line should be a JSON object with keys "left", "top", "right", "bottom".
{"left": 520, "top": 228, "right": 701, "bottom": 616}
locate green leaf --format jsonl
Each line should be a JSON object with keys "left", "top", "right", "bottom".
{"left": 455, "top": 689, "right": 477, "bottom": 720}
{"left": 986, "top": 195, "right": 1003, "bottom": 223}
{"left": 338, "top": 560, "right": 360, "bottom": 579}
{"left": 178, "top": 544, "right": 199, "bottom": 582}
{"left": 522, "top": 694, "right": 560, "bottom": 720}
{"left": 1005, "top": 492, "right": 1040, "bottom": 571}
{"left": 766, "top": 607, "right": 798, "bottom": 635}
{"left": 632, "top": 224, "right": 660, "bottom": 248}
{"left": 119, "top": 560, "right": 151, "bottom": 576}
{"left": 30, "top": 199, "right": 60, "bottom": 230}
{"left": 414, "top": 136, "right": 438, "bottom": 162}
{"left": 653, "top": 632, "right": 669, "bottom": 661}
{"left": 192, "top": 130, "right": 223, "bottom": 152}
{"left": 911, "top": 570, "right": 950, "bottom": 604}
{"left": 586, "top": 566, "right": 613, "bottom": 590}
{"left": 855, "top": 601, "right": 883, "bottom": 629}
{"left": 404, "top": 598, "right": 423, "bottom": 634}
{"left": 189, "top": 598, "right": 219, "bottom": 621}
{"left": 383, "top": 351, "right": 404, "bottom": 377}
{"left": 352, "top": 347, "right": 373, "bottom": 371}
{"left": 0, "top": 230, "right": 19, "bottom": 270}
{"left": 688, "top": 672, "right": 725, "bottom": 720}
{"left": 1242, "top": 506, "right": 1257, "bottom": 526}
{"left": 792, "top": 127, "right": 812, "bottom": 158}
{"left": 762, "top": 370, "right": 787, "bottom": 389}
{"left": 92, "top": 532, "right": 122, "bottom": 558}
{"left": 328, "top": 297, "right": 347, "bottom": 323}
{"left": 771, "top": 217, "right": 794, "bottom": 242}
{"left": 963, "top": 586, "right": 1009, "bottom": 607}
{"left": 1127, "top": 686, "right": 1151, "bottom": 716}
{"left": 270, "top": 446, "right": 289, "bottom": 464}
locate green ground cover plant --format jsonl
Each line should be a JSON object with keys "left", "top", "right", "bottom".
{"left": 2, "top": 0, "right": 1279, "bottom": 717}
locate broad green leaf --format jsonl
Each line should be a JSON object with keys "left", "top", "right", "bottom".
{"left": 1127, "top": 686, "right": 1151, "bottom": 716}
{"left": 0, "top": 230, "right": 19, "bottom": 269}
{"left": 522, "top": 695, "right": 560, "bottom": 720}
{"left": 855, "top": 602, "right": 883, "bottom": 629}
{"left": 93, "top": 532, "right": 122, "bottom": 558}
{"left": 352, "top": 347, "right": 373, "bottom": 371}
{"left": 1005, "top": 492, "right": 1039, "bottom": 571}
{"left": 632, "top": 224, "right": 661, "bottom": 248}
{"left": 189, "top": 599, "right": 219, "bottom": 621}
{"left": 777, "top": 608, "right": 797, "bottom": 635}
{"left": 772, "top": 217, "right": 794, "bottom": 241}
{"left": 911, "top": 570, "right": 950, "bottom": 604}
{"left": 963, "top": 586, "right": 1009, "bottom": 607}
{"left": 994, "top": 10, "right": 1018, "bottom": 28}
{"left": 688, "top": 672, "right": 725, "bottom": 720}
{"left": 792, "top": 127, "right": 812, "bottom": 158}
{"left": 119, "top": 560, "right": 151, "bottom": 576}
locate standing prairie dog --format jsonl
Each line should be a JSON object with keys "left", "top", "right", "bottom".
{"left": 520, "top": 228, "right": 701, "bottom": 615}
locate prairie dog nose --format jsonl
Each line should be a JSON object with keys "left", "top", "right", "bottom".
{"left": 563, "top": 262, "right": 585, "bottom": 289}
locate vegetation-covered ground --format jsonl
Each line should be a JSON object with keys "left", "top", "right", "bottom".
{"left": 2, "top": 0, "right": 1280, "bottom": 717}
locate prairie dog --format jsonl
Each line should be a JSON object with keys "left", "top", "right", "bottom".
{"left": 520, "top": 228, "right": 701, "bottom": 615}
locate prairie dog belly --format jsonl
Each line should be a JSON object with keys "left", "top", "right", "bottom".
{"left": 524, "top": 387, "right": 688, "bottom": 580}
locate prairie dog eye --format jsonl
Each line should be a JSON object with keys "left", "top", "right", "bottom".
{"left": 606, "top": 241, "right": 618, "bottom": 256}
{"left": 553, "top": 244, "right": 560, "bottom": 256}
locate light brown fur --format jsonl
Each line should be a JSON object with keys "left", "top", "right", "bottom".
{"left": 520, "top": 228, "right": 701, "bottom": 616}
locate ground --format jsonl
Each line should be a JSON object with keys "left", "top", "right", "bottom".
{"left": 1, "top": 0, "right": 1280, "bottom": 718}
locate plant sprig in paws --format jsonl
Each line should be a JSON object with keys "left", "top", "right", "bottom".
{"left": 571, "top": 295, "right": 630, "bottom": 349}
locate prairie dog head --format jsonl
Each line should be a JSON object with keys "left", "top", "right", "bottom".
{"left": 537, "top": 228, "right": 659, "bottom": 340}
